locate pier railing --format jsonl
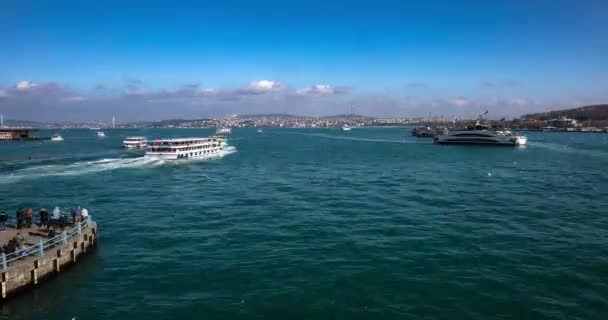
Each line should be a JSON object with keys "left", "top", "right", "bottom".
{"left": 1, "top": 216, "right": 93, "bottom": 271}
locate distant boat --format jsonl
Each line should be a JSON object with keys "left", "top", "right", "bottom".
{"left": 216, "top": 127, "right": 232, "bottom": 134}
{"left": 89, "top": 127, "right": 101, "bottom": 130}
{"left": 51, "top": 134, "right": 64, "bottom": 141}
{"left": 341, "top": 125, "right": 352, "bottom": 131}
{"left": 257, "top": 129, "right": 263, "bottom": 133}
{"left": 97, "top": 131, "right": 105, "bottom": 138}
{"left": 412, "top": 127, "right": 435, "bottom": 138}
{"left": 541, "top": 126, "right": 556, "bottom": 131}
{"left": 122, "top": 136, "right": 147, "bottom": 149}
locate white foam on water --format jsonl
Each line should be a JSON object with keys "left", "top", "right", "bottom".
{"left": 529, "top": 141, "right": 608, "bottom": 159}
{"left": 1, "top": 157, "right": 165, "bottom": 184}
{"left": 2, "top": 146, "right": 238, "bottom": 184}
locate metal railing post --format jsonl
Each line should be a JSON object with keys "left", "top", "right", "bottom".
{"left": 87, "top": 215, "right": 92, "bottom": 225}
{"left": 2, "top": 253, "right": 6, "bottom": 271}
{"left": 39, "top": 239, "right": 44, "bottom": 256}
{"left": 63, "top": 230, "right": 68, "bottom": 245}
{"left": 77, "top": 223, "right": 82, "bottom": 235}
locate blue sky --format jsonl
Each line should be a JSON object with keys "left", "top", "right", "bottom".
{"left": 0, "top": 0, "right": 607, "bottom": 121}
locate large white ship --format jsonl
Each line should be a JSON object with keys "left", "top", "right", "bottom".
{"left": 434, "top": 123, "right": 527, "bottom": 146}
{"left": 434, "top": 111, "right": 527, "bottom": 146}
{"left": 145, "top": 135, "right": 234, "bottom": 160}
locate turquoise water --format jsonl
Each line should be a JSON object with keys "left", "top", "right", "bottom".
{"left": 1, "top": 128, "right": 607, "bottom": 319}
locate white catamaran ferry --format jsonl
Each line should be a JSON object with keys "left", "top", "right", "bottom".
{"left": 145, "top": 135, "right": 233, "bottom": 160}
{"left": 434, "top": 112, "right": 527, "bottom": 146}
{"left": 122, "top": 136, "right": 147, "bottom": 149}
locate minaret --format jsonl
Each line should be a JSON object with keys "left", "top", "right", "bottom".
{"left": 112, "top": 116, "right": 116, "bottom": 128}
{"left": 0, "top": 114, "right": 3, "bottom": 127}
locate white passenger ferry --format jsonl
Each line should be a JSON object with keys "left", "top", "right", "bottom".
{"left": 122, "top": 136, "right": 147, "bottom": 149}
{"left": 145, "top": 135, "right": 232, "bottom": 160}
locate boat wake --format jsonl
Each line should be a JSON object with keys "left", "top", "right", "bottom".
{"left": 530, "top": 142, "right": 608, "bottom": 159}
{"left": 1, "top": 157, "right": 164, "bottom": 184}
{"left": 1, "top": 147, "right": 237, "bottom": 184}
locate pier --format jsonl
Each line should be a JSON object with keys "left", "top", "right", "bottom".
{"left": 0, "top": 215, "right": 97, "bottom": 301}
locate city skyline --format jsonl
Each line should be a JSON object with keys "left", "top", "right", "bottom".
{"left": 1, "top": 0, "right": 607, "bottom": 121}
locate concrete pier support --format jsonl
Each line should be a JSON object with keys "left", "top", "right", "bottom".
{"left": 0, "top": 222, "right": 97, "bottom": 301}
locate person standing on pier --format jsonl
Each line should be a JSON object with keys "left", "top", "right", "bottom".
{"left": 81, "top": 208, "right": 89, "bottom": 221}
{"left": 25, "top": 208, "right": 33, "bottom": 228}
{"left": 70, "top": 208, "right": 77, "bottom": 225}
{"left": 39, "top": 208, "right": 49, "bottom": 228}
{"left": 74, "top": 207, "right": 81, "bottom": 224}
{"left": 16, "top": 208, "right": 25, "bottom": 229}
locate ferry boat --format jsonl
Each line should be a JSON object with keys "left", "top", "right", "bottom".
{"left": 341, "top": 125, "right": 352, "bottom": 131}
{"left": 434, "top": 123, "right": 527, "bottom": 146}
{"left": 122, "top": 136, "right": 147, "bottom": 149}
{"left": 216, "top": 127, "right": 232, "bottom": 134}
{"left": 50, "top": 134, "right": 64, "bottom": 141}
{"left": 97, "top": 131, "right": 106, "bottom": 138}
{"left": 145, "top": 135, "right": 232, "bottom": 160}
{"left": 0, "top": 128, "right": 43, "bottom": 140}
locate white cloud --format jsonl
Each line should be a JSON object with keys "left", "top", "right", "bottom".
{"left": 296, "top": 84, "right": 347, "bottom": 96}
{"left": 448, "top": 96, "right": 468, "bottom": 107}
{"left": 241, "top": 80, "right": 282, "bottom": 94}
{"left": 509, "top": 98, "right": 527, "bottom": 106}
{"left": 126, "top": 89, "right": 147, "bottom": 96}
{"left": 16, "top": 80, "right": 39, "bottom": 91}
{"left": 61, "top": 96, "right": 88, "bottom": 102}
{"left": 197, "top": 88, "right": 217, "bottom": 96}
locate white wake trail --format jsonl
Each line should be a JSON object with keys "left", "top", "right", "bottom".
{"left": 1, "top": 157, "right": 164, "bottom": 184}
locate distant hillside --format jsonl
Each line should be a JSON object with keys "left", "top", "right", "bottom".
{"left": 321, "top": 114, "right": 375, "bottom": 120}
{"left": 0, "top": 119, "right": 50, "bottom": 128}
{"left": 237, "top": 113, "right": 374, "bottom": 120}
{"left": 238, "top": 113, "right": 308, "bottom": 119}
{"left": 522, "top": 104, "right": 608, "bottom": 121}
{"left": 148, "top": 118, "right": 214, "bottom": 126}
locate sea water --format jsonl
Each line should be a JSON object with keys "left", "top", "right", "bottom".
{"left": 0, "top": 128, "right": 607, "bottom": 319}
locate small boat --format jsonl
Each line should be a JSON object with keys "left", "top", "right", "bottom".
{"left": 97, "top": 131, "right": 105, "bottom": 138}
{"left": 541, "top": 126, "right": 556, "bottom": 132}
{"left": 50, "top": 134, "right": 64, "bottom": 141}
{"left": 122, "top": 136, "right": 147, "bottom": 149}
{"left": 412, "top": 127, "right": 435, "bottom": 138}
{"left": 216, "top": 127, "right": 232, "bottom": 134}
{"left": 257, "top": 129, "right": 263, "bottom": 133}
{"left": 145, "top": 135, "right": 232, "bottom": 160}
{"left": 341, "top": 125, "right": 352, "bottom": 131}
